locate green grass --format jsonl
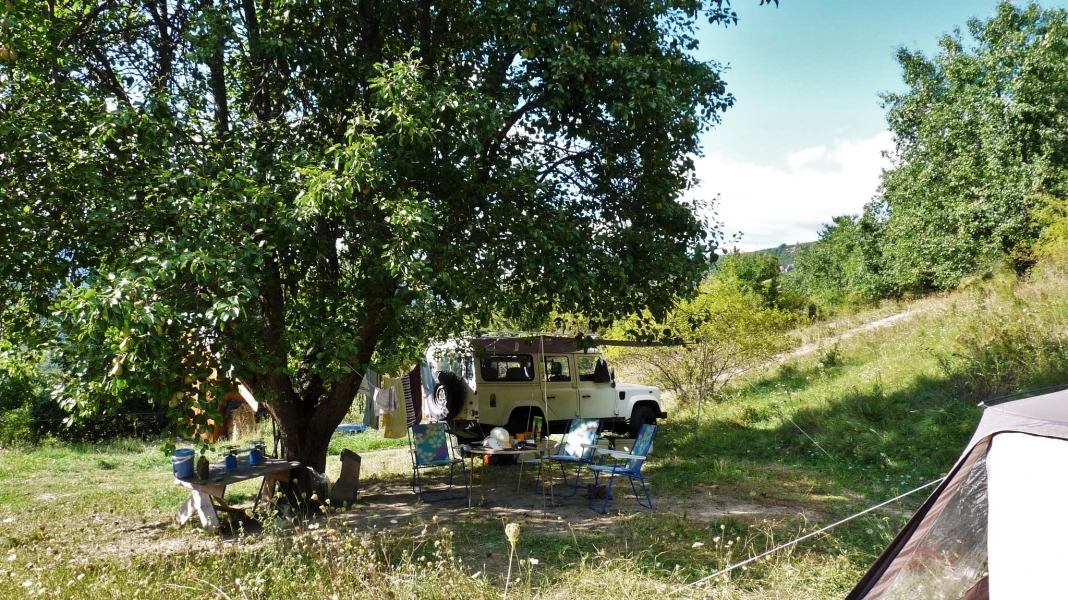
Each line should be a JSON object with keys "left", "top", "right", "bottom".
{"left": 5, "top": 268, "right": 1068, "bottom": 598}
{"left": 328, "top": 427, "right": 409, "bottom": 455}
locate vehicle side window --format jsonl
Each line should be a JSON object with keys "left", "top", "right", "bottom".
{"left": 480, "top": 354, "right": 534, "bottom": 382}
{"left": 544, "top": 356, "right": 572, "bottom": 382}
{"left": 577, "top": 355, "right": 598, "bottom": 382}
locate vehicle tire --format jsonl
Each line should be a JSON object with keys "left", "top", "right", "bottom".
{"left": 429, "top": 372, "right": 464, "bottom": 421}
{"left": 628, "top": 405, "right": 657, "bottom": 438}
{"left": 506, "top": 407, "right": 543, "bottom": 436}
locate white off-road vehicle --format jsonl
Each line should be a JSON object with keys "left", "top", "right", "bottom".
{"left": 424, "top": 336, "right": 666, "bottom": 439}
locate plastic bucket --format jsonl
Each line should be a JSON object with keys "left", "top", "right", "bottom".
{"left": 172, "top": 449, "right": 195, "bottom": 479}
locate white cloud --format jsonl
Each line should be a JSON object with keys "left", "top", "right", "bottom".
{"left": 693, "top": 131, "right": 894, "bottom": 252}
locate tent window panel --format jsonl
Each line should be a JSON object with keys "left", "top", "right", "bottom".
{"left": 876, "top": 446, "right": 990, "bottom": 600}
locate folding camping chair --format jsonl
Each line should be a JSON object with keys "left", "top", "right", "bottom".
{"left": 586, "top": 423, "right": 658, "bottom": 513}
{"left": 535, "top": 418, "right": 602, "bottom": 498}
{"left": 408, "top": 422, "right": 468, "bottom": 502}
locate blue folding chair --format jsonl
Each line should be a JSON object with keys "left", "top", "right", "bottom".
{"left": 408, "top": 422, "right": 468, "bottom": 502}
{"left": 535, "top": 419, "right": 602, "bottom": 497}
{"left": 587, "top": 424, "right": 658, "bottom": 513}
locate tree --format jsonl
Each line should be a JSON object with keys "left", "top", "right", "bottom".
{"left": 875, "top": 2, "right": 1068, "bottom": 292}
{"left": 790, "top": 214, "right": 886, "bottom": 307}
{"left": 0, "top": 0, "right": 775, "bottom": 471}
{"left": 613, "top": 278, "right": 794, "bottom": 430}
{"left": 714, "top": 250, "right": 782, "bottom": 306}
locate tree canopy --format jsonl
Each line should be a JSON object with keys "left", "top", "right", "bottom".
{"left": 788, "top": 2, "right": 1068, "bottom": 308}
{"left": 1, "top": 0, "right": 773, "bottom": 468}
{"left": 876, "top": 1, "right": 1068, "bottom": 291}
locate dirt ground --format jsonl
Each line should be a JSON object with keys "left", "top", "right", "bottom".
{"left": 92, "top": 462, "right": 816, "bottom": 566}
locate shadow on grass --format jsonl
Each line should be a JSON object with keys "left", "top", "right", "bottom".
{"left": 646, "top": 365, "right": 987, "bottom": 515}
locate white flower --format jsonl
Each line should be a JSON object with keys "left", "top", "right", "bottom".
{"left": 691, "top": 542, "right": 704, "bottom": 548}
{"left": 6, "top": 553, "right": 14, "bottom": 562}
{"left": 529, "top": 558, "right": 539, "bottom": 566}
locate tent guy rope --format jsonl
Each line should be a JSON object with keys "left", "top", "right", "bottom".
{"left": 668, "top": 477, "right": 946, "bottom": 596}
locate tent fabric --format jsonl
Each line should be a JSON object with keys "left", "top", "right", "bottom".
{"left": 986, "top": 433, "right": 1068, "bottom": 597}
{"left": 847, "top": 389, "right": 1068, "bottom": 599}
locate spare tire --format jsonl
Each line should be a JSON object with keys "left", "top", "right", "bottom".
{"left": 429, "top": 371, "right": 465, "bottom": 421}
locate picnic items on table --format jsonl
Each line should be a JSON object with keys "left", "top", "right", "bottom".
{"left": 174, "top": 452, "right": 300, "bottom": 532}
{"left": 587, "top": 423, "right": 658, "bottom": 514}
{"left": 408, "top": 422, "right": 469, "bottom": 503}
{"left": 172, "top": 448, "right": 195, "bottom": 479}
{"left": 461, "top": 437, "right": 550, "bottom": 509}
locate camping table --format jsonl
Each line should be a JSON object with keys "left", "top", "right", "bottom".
{"left": 174, "top": 457, "right": 301, "bottom": 531}
{"left": 461, "top": 443, "right": 549, "bottom": 509}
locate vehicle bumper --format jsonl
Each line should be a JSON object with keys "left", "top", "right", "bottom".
{"left": 657, "top": 410, "right": 668, "bottom": 419}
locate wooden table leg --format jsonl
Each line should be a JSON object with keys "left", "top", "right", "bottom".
{"left": 176, "top": 483, "right": 225, "bottom": 531}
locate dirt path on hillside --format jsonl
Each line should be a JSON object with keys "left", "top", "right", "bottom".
{"left": 782, "top": 310, "right": 919, "bottom": 363}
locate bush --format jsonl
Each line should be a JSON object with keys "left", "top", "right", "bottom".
{"left": 937, "top": 273, "right": 1068, "bottom": 402}
{"left": 0, "top": 353, "right": 167, "bottom": 447}
{"left": 613, "top": 278, "right": 796, "bottom": 420}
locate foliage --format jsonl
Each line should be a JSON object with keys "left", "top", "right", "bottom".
{"left": 0, "top": 0, "right": 776, "bottom": 468}
{"left": 790, "top": 214, "right": 886, "bottom": 310}
{"left": 874, "top": 1, "right": 1068, "bottom": 292}
{"left": 936, "top": 266, "right": 1068, "bottom": 401}
{"left": 714, "top": 251, "right": 782, "bottom": 307}
{"left": 614, "top": 278, "right": 795, "bottom": 416}
{"left": 1028, "top": 193, "right": 1068, "bottom": 267}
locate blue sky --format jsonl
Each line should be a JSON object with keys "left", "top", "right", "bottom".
{"left": 690, "top": 0, "right": 1049, "bottom": 250}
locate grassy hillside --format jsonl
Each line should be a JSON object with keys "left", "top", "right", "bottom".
{"left": 3, "top": 266, "right": 1068, "bottom": 599}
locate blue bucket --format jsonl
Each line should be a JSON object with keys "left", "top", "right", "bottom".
{"left": 172, "top": 449, "right": 195, "bottom": 479}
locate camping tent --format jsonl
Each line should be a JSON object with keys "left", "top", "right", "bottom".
{"left": 846, "top": 389, "right": 1068, "bottom": 599}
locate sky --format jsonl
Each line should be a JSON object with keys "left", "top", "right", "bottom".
{"left": 689, "top": 0, "right": 1053, "bottom": 251}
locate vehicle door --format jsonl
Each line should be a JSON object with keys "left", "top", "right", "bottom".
{"left": 576, "top": 353, "right": 616, "bottom": 420}
{"left": 476, "top": 353, "right": 537, "bottom": 427}
{"left": 541, "top": 355, "right": 579, "bottom": 426}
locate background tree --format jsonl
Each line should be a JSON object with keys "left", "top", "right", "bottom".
{"left": 0, "top": 0, "right": 775, "bottom": 470}
{"left": 874, "top": 1, "right": 1068, "bottom": 292}
{"left": 790, "top": 214, "right": 886, "bottom": 309}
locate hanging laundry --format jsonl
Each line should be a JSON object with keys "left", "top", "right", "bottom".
{"left": 403, "top": 373, "right": 417, "bottom": 426}
{"left": 408, "top": 366, "right": 423, "bottom": 426}
{"left": 373, "top": 384, "right": 398, "bottom": 417}
{"left": 361, "top": 370, "right": 380, "bottom": 428}
{"left": 380, "top": 376, "right": 409, "bottom": 439}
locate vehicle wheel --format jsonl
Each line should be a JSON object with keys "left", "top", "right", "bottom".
{"left": 628, "top": 405, "right": 657, "bottom": 438}
{"left": 430, "top": 372, "right": 464, "bottom": 421}
{"left": 506, "top": 407, "right": 543, "bottom": 436}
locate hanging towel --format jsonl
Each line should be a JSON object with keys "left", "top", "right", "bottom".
{"left": 408, "top": 366, "right": 423, "bottom": 425}
{"left": 403, "top": 374, "right": 416, "bottom": 426}
{"left": 380, "top": 376, "right": 409, "bottom": 439}
{"left": 360, "top": 370, "right": 381, "bottom": 428}
{"left": 373, "top": 385, "right": 397, "bottom": 416}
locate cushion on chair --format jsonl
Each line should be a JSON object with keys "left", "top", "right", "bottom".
{"left": 412, "top": 423, "right": 451, "bottom": 465}
{"left": 560, "top": 419, "right": 600, "bottom": 459}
